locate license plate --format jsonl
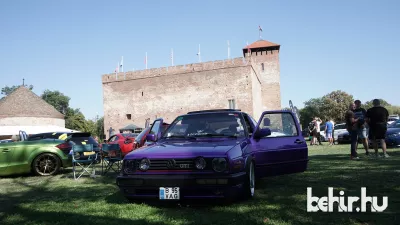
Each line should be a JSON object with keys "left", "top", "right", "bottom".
{"left": 159, "top": 187, "right": 180, "bottom": 200}
{"left": 83, "top": 151, "right": 95, "bottom": 156}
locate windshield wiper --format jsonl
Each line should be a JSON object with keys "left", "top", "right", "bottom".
{"left": 164, "top": 135, "right": 196, "bottom": 140}
{"left": 194, "top": 134, "right": 238, "bottom": 138}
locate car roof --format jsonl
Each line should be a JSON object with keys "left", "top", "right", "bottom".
{"left": 186, "top": 109, "right": 242, "bottom": 115}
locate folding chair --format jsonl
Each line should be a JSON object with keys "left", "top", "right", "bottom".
{"left": 71, "top": 144, "right": 98, "bottom": 180}
{"left": 101, "top": 144, "right": 123, "bottom": 175}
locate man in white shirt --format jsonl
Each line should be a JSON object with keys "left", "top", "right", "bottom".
{"left": 314, "top": 117, "right": 323, "bottom": 145}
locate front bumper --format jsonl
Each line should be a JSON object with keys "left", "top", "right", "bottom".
{"left": 116, "top": 172, "right": 246, "bottom": 199}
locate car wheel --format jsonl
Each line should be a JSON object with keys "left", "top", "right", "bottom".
{"left": 242, "top": 161, "right": 255, "bottom": 199}
{"left": 32, "top": 153, "right": 61, "bottom": 176}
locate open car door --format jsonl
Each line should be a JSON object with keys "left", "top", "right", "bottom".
{"left": 251, "top": 110, "right": 308, "bottom": 177}
{"left": 145, "top": 118, "right": 164, "bottom": 145}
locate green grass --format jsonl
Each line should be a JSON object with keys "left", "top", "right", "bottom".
{"left": 0, "top": 144, "right": 399, "bottom": 225}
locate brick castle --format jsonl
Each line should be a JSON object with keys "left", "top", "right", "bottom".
{"left": 102, "top": 39, "right": 281, "bottom": 138}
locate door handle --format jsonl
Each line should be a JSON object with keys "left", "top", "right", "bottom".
{"left": 2, "top": 149, "right": 9, "bottom": 152}
{"left": 294, "top": 140, "right": 304, "bottom": 144}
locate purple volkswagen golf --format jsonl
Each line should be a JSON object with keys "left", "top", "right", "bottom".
{"left": 116, "top": 109, "right": 308, "bottom": 201}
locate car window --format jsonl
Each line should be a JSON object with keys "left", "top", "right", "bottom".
{"left": 335, "top": 124, "right": 346, "bottom": 130}
{"left": 259, "top": 112, "right": 298, "bottom": 137}
{"left": 71, "top": 136, "right": 98, "bottom": 145}
{"left": 134, "top": 127, "right": 150, "bottom": 141}
{"left": 109, "top": 135, "right": 118, "bottom": 142}
{"left": 122, "top": 133, "right": 138, "bottom": 138}
{"left": 150, "top": 120, "right": 161, "bottom": 135}
{"left": 242, "top": 114, "right": 254, "bottom": 134}
{"left": 163, "top": 112, "right": 246, "bottom": 138}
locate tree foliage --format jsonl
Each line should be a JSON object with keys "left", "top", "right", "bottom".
{"left": 1, "top": 84, "right": 34, "bottom": 96}
{"left": 41, "top": 90, "right": 70, "bottom": 114}
{"left": 299, "top": 90, "right": 354, "bottom": 126}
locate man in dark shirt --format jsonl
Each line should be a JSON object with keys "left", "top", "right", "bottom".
{"left": 366, "top": 99, "right": 390, "bottom": 158}
{"left": 345, "top": 103, "right": 359, "bottom": 159}
{"left": 354, "top": 100, "right": 370, "bottom": 155}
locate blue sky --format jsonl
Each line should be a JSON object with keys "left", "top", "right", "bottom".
{"left": 0, "top": 0, "right": 399, "bottom": 120}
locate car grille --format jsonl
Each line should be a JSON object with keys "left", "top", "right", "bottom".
{"left": 146, "top": 159, "right": 195, "bottom": 170}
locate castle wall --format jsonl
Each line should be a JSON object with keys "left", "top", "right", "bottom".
{"left": 102, "top": 51, "right": 281, "bottom": 139}
{"left": 102, "top": 59, "right": 255, "bottom": 139}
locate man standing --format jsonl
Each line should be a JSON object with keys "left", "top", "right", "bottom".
{"left": 354, "top": 100, "right": 370, "bottom": 155}
{"left": 314, "top": 117, "right": 323, "bottom": 145}
{"left": 330, "top": 119, "right": 336, "bottom": 144}
{"left": 325, "top": 119, "right": 334, "bottom": 145}
{"left": 366, "top": 99, "right": 390, "bottom": 158}
{"left": 345, "top": 103, "right": 359, "bottom": 160}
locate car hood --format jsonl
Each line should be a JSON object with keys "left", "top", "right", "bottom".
{"left": 387, "top": 128, "right": 400, "bottom": 134}
{"left": 124, "top": 139, "right": 241, "bottom": 159}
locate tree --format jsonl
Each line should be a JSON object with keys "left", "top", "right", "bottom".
{"left": 65, "top": 108, "right": 88, "bottom": 131}
{"left": 299, "top": 90, "right": 354, "bottom": 126}
{"left": 1, "top": 84, "right": 34, "bottom": 96}
{"left": 41, "top": 90, "right": 71, "bottom": 115}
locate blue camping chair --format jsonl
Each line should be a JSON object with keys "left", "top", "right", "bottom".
{"left": 101, "top": 144, "right": 123, "bottom": 175}
{"left": 71, "top": 144, "right": 98, "bottom": 180}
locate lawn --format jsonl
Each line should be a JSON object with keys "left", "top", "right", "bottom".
{"left": 0, "top": 144, "right": 399, "bottom": 225}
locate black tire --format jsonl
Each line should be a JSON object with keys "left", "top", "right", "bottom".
{"left": 32, "top": 153, "right": 61, "bottom": 176}
{"left": 241, "top": 161, "right": 255, "bottom": 199}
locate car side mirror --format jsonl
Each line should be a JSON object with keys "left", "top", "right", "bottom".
{"left": 254, "top": 128, "right": 272, "bottom": 139}
{"left": 146, "top": 134, "right": 156, "bottom": 142}
{"left": 263, "top": 118, "right": 271, "bottom": 126}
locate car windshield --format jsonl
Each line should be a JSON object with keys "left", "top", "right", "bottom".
{"left": 162, "top": 112, "right": 246, "bottom": 138}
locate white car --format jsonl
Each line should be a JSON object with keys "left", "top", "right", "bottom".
{"left": 319, "top": 123, "right": 347, "bottom": 142}
{"left": 388, "top": 115, "right": 399, "bottom": 123}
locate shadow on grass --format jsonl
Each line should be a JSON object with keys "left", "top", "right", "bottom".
{"left": 0, "top": 150, "right": 399, "bottom": 225}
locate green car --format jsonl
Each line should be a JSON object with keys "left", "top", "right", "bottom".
{"left": 0, "top": 131, "right": 72, "bottom": 176}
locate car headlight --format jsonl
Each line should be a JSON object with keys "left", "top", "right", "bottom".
{"left": 194, "top": 157, "right": 206, "bottom": 170}
{"left": 123, "top": 160, "right": 136, "bottom": 174}
{"left": 139, "top": 158, "right": 150, "bottom": 171}
{"left": 212, "top": 158, "right": 228, "bottom": 172}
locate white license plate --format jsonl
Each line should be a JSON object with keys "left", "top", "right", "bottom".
{"left": 159, "top": 187, "right": 180, "bottom": 200}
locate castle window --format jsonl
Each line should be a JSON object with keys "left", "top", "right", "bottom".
{"left": 126, "top": 114, "right": 131, "bottom": 120}
{"left": 228, "top": 99, "right": 236, "bottom": 109}
{"left": 142, "top": 92, "right": 143, "bottom": 96}
{"left": 261, "top": 63, "right": 264, "bottom": 71}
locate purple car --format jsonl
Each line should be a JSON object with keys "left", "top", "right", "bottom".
{"left": 116, "top": 109, "right": 308, "bottom": 201}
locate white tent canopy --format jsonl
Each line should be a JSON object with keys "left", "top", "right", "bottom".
{"left": 0, "top": 126, "right": 81, "bottom": 136}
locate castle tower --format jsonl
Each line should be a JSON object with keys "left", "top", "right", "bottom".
{"left": 243, "top": 39, "right": 281, "bottom": 114}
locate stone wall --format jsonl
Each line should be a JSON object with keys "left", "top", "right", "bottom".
{"left": 102, "top": 52, "right": 281, "bottom": 139}
{"left": 103, "top": 65, "right": 256, "bottom": 139}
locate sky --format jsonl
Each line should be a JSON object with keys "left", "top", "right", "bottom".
{"left": 0, "top": 0, "right": 399, "bottom": 120}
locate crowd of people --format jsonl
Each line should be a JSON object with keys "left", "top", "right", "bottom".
{"left": 345, "top": 99, "right": 390, "bottom": 160}
{"left": 308, "top": 99, "right": 390, "bottom": 160}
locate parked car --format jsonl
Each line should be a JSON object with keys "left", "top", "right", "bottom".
{"left": 0, "top": 139, "right": 12, "bottom": 143}
{"left": 116, "top": 109, "right": 308, "bottom": 202}
{"left": 369, "top": 119, "right": 400, "bottom": 148}
{"left": 106, "top": 133, "right": 138, "bottom": 156}
{"left": 337, "top": 131, "right": 362, "bottom": 144}
{"left": 0, "top": 131, "right": 72, "bottom": 176}
{"left": 27, "top": 132, "right": 101, "bottom": 163}
{"left": 333, "top": 123, "right": 347, "bottom": 141}
{"left": 27, "top": 132, "right": 100, "bottom": 151}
